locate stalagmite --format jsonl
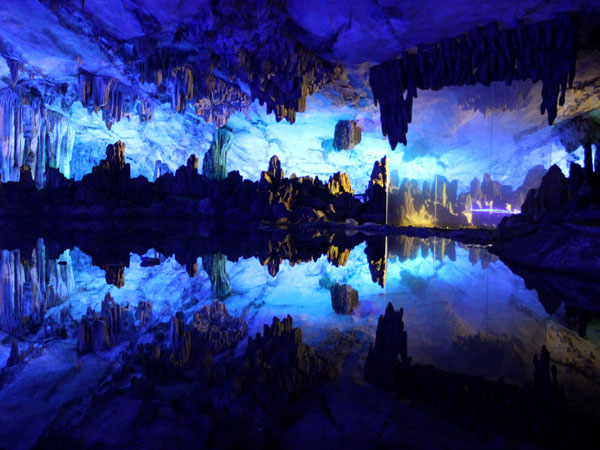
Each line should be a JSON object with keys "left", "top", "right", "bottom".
{"left": 202, "top": 126, "right": 233, "bottom": 181}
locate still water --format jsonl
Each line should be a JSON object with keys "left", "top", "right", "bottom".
{"left": 0, "top": 228, "right": 599, "bottom": 448}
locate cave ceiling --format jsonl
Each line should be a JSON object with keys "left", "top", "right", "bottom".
{"left": 0, "top": 0, "right": 598, "bottom": 167}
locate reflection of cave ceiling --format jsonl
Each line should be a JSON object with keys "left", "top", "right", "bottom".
{"left": 0, "top": 0, "right": 599, "bottom": 188}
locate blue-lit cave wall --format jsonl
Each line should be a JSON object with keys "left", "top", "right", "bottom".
{"left": 21, "top": 82, "right": 595, "bottom": 204}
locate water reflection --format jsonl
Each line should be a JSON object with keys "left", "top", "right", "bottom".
{"left": 1, "top": 225, "right": 599, "bottom": 417}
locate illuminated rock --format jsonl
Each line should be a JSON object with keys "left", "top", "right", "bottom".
{"left": 78, "top": 293, "right": 134, "bottom": 353}
{"left": 330, "top": 283, "right": 359, "bottom": 314}
{"left": 333, "top": 120, "right": 361, "bottom": 150}
{"left": 190, "top": 301, "right": 247, "bottom": 354}
{"left": 370, "top": 15, "right": 578, "bottom": 148}
{"left": 202, "top": 127, "right": 233, "bottom": 181}
{"left": 135, "top": 301, "right": 153, "bottom": 328}
{"left": 327, "top": 171, "right": 353, "bottom": 196}
{"left": 202, "top": 252, "right": 231, "bottom": 299}
{"left": 365, "top": 156, "right": 387, "bottom": 221}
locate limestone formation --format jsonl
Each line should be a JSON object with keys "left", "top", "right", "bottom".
{"left": 202, "top": 127, "right": 233, "bottom": 181}
{"left": 520, "top": 165, "right": 569, "bottom": 221}
{"left": 365, "top": 156, "right": 388, "bottom": 221}
{"left": 0, "top": 88, "right": 74, "bottom": 186}
{"left": 190, "top": 301, "right": 248, "bottom": 354}
{"left": 6, "top": 339, "right": 20, "bottom": 367}
{"left": 79, "top": 72, "right": 130, "bottom": 129}
{"left": 87, "top": 141, "right": 130, "bottom": 191}
{"left": 326, "top": 172, "right": 353, "bottom": 196}
{"left": 0, "top": 244, "right": 74, "bottom": 333}
{"left": 364, "top": 303, "right": 409, "bottom": 390}
{"left": 202, "top": 252, "right": 232, "bottom": 299}
{"left": 370, "top": 15, "right": 578, "bottom": 148}
{"left": 333, "top": 120, "right": 362, "bottom": 150}
{"left": 135, "top": 301, "right": 153, "bottom": 328}
{"left": 364, "top": 303, "right": 569, "bottom": 445}
{"left": 187, "top": 154, "right": 199, "bottom": 170}
{"left": 78, "top": 293, "right": 134, "bottom": 353}
{"left": 330, "top": 283, "right": 359, "bottom": 314}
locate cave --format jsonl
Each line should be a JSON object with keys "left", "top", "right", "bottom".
{"left": 0, "top": 1, "right": 599, "bottom": 449}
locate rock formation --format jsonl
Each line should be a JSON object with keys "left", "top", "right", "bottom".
{"left": 330, "top": 283, "right": 359, "bottom": 314}
{"left": 333, "top": 120, "right": 362, "bottom": 150}
{"left": 202, "top": 252, "right": 232, "bottom": 299}
{"left": 202, "top": 126, "right": 233, "bottom": 181}
{"left": 79, "top": 72, "right": 130, "bottom": 129}
{"left": 0, "top": 243, "right": 74, "bottom": 334}
{"left": 365, "top": 156, "right": 388, "bottom": 221}
{"left": 364, "top": 303, "right": 570, "bottom": 445}
{"left": 135, "top": 300, "right": 152, "bottom": 328}
{"left": 326, "top": 171, "right": 353, "bottom": 196}
{"left": 77, "top": 293, "right": 134, "bottom": 353}
{"left": 370, "top": 15, "right": 578, "bottom": 148}
{"left": 6, "top": 338, "right": 20, "bottom": 367}
{"left": 387, "top": 165, "right": 546, "bottom": 227}
{"left": 521, "top": 165, "right": 570, "bottom": 221}
{"left": 0, "top": 88, "right": 74, "bottom": 186}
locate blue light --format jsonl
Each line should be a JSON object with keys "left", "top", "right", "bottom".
{"left": 471, "top": 208, "right": 521, "bottom": 214}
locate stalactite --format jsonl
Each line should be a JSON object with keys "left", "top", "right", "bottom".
{"left": 202, "top": 126, "right": 233, "bottom": 181}
{"left": 0, "top": 88, "right": 74, "bottom": 186}
{"left": 7, "top": 59, "right": 19, "bottom": 88}
{"left": 171, "top": 66, "right": 194, "bottom": 113}
{"left": 78, "top": 72, "right": 130, "bottom": 129}
{"left": 194, "top": 78, "right": 251, "bottom": 127}
{"left": 0, "top": 88, "right": 22, "bottom": 183}
{"left": 370, "top": 14, "right": 578, "bottom": 149}
{"left": 137, "top": 98, "right": 153, "bottom": 122}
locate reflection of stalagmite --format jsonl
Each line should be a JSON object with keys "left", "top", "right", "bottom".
{"left": 202, "top": 126, "right": 233, "bottom": 181}
{"left": 78, "top": 293, "right": 134, "bottom": 354}
{"left": 365, "top": 238, "right": 387, "bottom": 288}
{"left": 365, "top": 303, "right": 569, "bottom": 445}
{"left": 101, "top": 264, "right": 125, "bottom": 289}
{"left": 202, "top": 252, "right": 231, "bottom": 299}
{"left": 326, "top": 245, "right": 350, "bottom": 267}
